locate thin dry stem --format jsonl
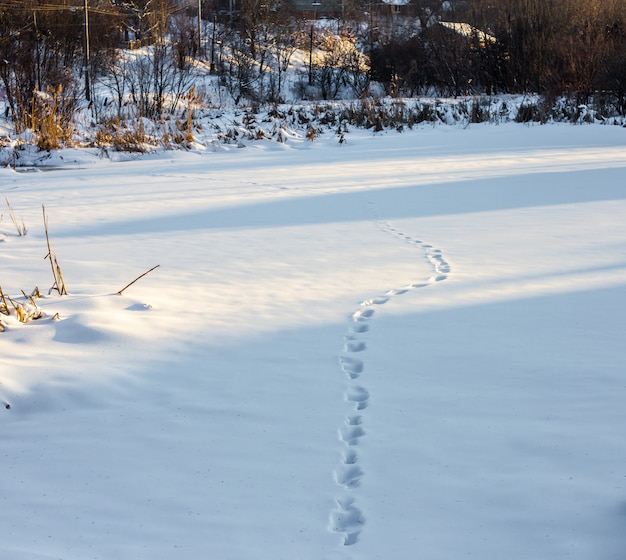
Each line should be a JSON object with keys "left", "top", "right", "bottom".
{"left": 117, "top": 265, "right": 160, "bottom": 295}
{"left": 42, "top": 205, "right": 67, "bottom": 295}
{"left": 21, "top": 289, "right": 40, "bottom": 309}
{"left": 0, "top": 284, "right": 10, "bottom": 315}
{"left": 5, "top": 197, "right": 27, "bottom": 236}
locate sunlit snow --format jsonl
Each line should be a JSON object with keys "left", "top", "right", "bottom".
{"left": 1, "top": 123, "right": 626, "bottom": 560}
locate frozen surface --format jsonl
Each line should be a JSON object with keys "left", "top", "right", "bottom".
{"left": 1, "top": 123, "right": 626, "bottom": 559}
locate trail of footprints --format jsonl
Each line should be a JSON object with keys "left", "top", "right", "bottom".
{"left": 329, "top": 217, "right": 451, "bottom": 547}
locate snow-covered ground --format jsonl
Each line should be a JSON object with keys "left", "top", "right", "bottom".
{"left": 1, "top": 122, "right": 626, "bottom": 559}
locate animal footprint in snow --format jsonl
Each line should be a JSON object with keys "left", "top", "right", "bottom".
{"left": 349, "top": 323, "right": 369, "bottom": 334}
{"left": 360, "top": 296, "right": 389, "bottom": 306}
{"left": 345, "top": 386, "right": 369, "bottom": 410}
{"left": 339, "top": 416, "right": 364, "bottom": 445}
{"left": 353, "top": 308, "right": 375, "bottom": 321}
{"left": 339, "top": 424, "right": 365, "bottom": 446}
{"left": 339, "top": 356, "right": 364, "bottom": 379}
{"left": 334, "top": 464, "right": 364, "bottom": 488}
{"left": 342, "top": 448, "right": 358, "bottom": 465}
{"left": 345, "top": 340, "right": 366, "bottom": 353}
{"left": 329, "top": 497, "right": 364, "bottom": 546}
{"left": 430, "top": 254, "right": 451, "bottom": 274}
{"left": 386, "top": 288, "right": 408, "bottom": 296}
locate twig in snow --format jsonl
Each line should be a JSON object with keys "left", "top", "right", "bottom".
{"left": 117, "top": 265, "right": 160, "bottom": 295}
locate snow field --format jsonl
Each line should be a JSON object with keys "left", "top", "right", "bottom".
{"left": 1, "top": 122, "right": 626, "bottom": 559}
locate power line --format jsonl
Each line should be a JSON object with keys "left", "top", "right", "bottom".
{"left": 0, "top": 1, "right": 197, "bottom": 16}
{"left": 0, "top": 5, "right": 126, "bottom": 16}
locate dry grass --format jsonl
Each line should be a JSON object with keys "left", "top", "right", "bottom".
{"left": 0, "top": 285, "right": 43, "bottom": 327}
{"left": 95, "top": 118, "right": 149, "bottom": 153}
{"left": 0, "top": 208, "right": 157, "bottom": 335}
{"left": 0, "top": 205, "right": 67, "bottom": 333}
{"left": 2, "top": 207, "right": 158, "bottom": 333}
{"left": 5, "top": 197, "right": 27, "bottom": 236}
{"left": 30, "top": 86, "right": 76, "bottom": 151}
{"left": 0, "top": 284, "right": 9, "bottom": 332}
{"left": 42, "top": 205, "right": 68, "bottom": 295}
{"left": 0, "top": 284, "right": 9, "bottom": 318}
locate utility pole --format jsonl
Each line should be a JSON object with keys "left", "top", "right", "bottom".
{"left": 83, "top": 0, "right": 91, "bottom": 102}
{"left": 309, "top": 1, "right": 320, "bottom": 85}
{"left": 369, "top": 0, "right": 374, "bottom": 80}
{"left": 33, "top": 10, "right": 41, "bottom": 92}
{"left": 308, "top": 24, "right": 314, "bottom": 85}
{"left": 211, "top": 15, "right": 217, "bottom": 73}
{"left": 197, "top": 0, "right": 202, "bottom": 57}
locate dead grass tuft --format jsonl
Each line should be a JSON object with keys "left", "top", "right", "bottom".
{"left": 0, "top": 284, "right": 43, "bottom": 326}
{"left": 5, "top": 198, "right": 27, "bottom": 236}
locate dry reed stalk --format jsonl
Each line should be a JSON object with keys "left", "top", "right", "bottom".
{"left": 21, "top": 289, "right": 41, "bottom": 310}
{"left": 42, "top": 205, "right": 67, "bottom": 295}
{"left": 0, "top": 284, "right": 9, "bottom": 315}
{"left": 14, "top": 302, "right": 41, "bottom": 323}
{"left": 117, "top": 265, "right": 160, "bottom": 295}
{"left": 5, "top": 197, "right": 27, "bottom": 236}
